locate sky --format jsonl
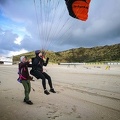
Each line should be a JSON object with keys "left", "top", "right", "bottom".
{"left": 0, "top": 0, "right": 120, "bottom": 57}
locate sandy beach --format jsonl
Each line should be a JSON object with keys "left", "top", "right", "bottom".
{"left": 0, "top": 64, "right": 120, "bottom": 120}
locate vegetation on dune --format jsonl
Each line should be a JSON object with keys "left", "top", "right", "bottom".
{"left": 13, "top": 44, "right": 120, "bottom": 64}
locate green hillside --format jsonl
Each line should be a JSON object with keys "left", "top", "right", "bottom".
{"left": 13, "top": 43, "right": 120, "bottom": 63}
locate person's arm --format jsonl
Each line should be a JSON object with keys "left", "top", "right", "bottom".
{"left": 43, "top": 57, "right": 49, "bottom": 66}
{"left": 28, "top": 59, "right": 32, "bottom": 67}
{"left": 28, "top": 64, "right": 32, "bottom": 67}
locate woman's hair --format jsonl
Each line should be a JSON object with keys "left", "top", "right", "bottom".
{"left": 20, "top": 56, "right": 26, "bottom": 62}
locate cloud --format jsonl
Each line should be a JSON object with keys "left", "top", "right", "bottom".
{"left": 14, "top": 36, "right": 22, "bottom": 45}
{"left": 0, "top": 0, "right": 34, "bottom": 23}
{"left": 59, "top": 0, "right": 120, "bottom": 47}
{"left": 0, "top": 29, "right": 19, "bottom": 50}
{"left": 0, "top": 0, "right": 120, "bottom": 56}
{"left": 7, "top": 49, "right": 28, "bottom": 57}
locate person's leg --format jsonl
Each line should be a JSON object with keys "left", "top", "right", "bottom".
{"left": 39, "top": 72, "right": 50, "bottom": 95}
{"left": 21, "top": 80, "right": 33, "bottom": 104}
{"left": 38, "top": 72, "right": 46, "bottom": 90}
{"left": 32, "top": 71, "right": 50, "bottom": 95}
{"left": 21, "top": 80, "right": 29, "bottom": 101}
{"left": 42, "top": 72, "right": 56, "bottom": 93}
{"left": 42, "top": 72, "right": 53, "bottom": 89}
{"left": 27, "top": 80, "right": 31, "bottom": 94}
{"left": 31, "top": 70, "right": 46, "bottom": 89}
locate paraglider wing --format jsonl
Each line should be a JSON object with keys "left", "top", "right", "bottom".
{"left": 65, "top": 0, "right": 91, "bottom": 21}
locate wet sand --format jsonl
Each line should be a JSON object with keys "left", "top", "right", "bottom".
{"left": 0, "top": 64, "right": 120, "bottom": 120}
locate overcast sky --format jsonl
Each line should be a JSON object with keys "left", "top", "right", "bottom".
{"left": 0, "top": 0, "right": 120, "bottom": 57}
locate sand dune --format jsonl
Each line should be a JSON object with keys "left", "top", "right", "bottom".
{"left": 0, "top": 64, "right": 120, "bottom": 120}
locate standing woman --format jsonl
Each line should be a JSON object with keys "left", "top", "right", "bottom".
{"left": 19, "top": 56, "right": 33, "bottom": 105}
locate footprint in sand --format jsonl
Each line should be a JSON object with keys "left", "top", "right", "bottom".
{"left": 47, "top": 110, "right": 60, "bottom": 119}
{"left": 70, "top": 105, "right": 82, "bottom": 119}
{"left": 48, "top": 115, "right": 60, "bottom": 119}
{"left": 76, "top": 114, "right": 82, "bottom": 119}
{"left": 46, "top": 103, "right": 62, "bottom": 119}
{"left": 72, "top": 105, "right": 77, "bottom": 112}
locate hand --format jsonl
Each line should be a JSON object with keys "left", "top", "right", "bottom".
{"left": 46, "top": 57, "right": 49, "bottom": 61}
{"left": 28, "top": 59, "right": 32, "bottom": 63}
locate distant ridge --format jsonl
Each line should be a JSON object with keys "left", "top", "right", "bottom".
{"left": 13, "top": 43, "right": 120, "bottom": 63}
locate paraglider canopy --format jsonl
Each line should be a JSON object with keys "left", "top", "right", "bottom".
{"left": 65, "top": 0, "right": 91, "bottom": 21}
{"left": 33, "top": 0, "right": 91, "bottom": 51}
